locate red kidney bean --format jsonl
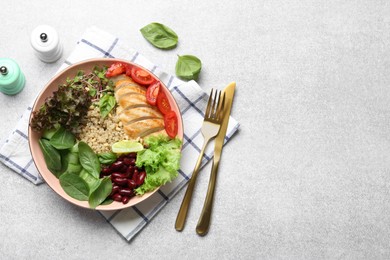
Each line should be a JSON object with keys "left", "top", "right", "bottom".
{"left": 109, "top": 161, "right": 124, "bottom": 171}
{"left": 132, "top": 168, "right": 139, "bottom": 178}
{"left": 110, "top": 185, "right": 120, "bottom": 197}
{"left": 126, "top": 166, "right": 134, "bottom": 178}
{"left": 127, "top": 179, "right": 137, "bottom": 189}
{"left": 119, "top": 164, "right": 128, "bottom": 173}
{"left": 122, "top": 196, "right": 130, "bottom": 204}
{"left": 123, "top": 157, "right": 132, "bottom": 166}
{"left": 112, "top": 193, "right": 122, "bottom": 202}
{"left": 101, "top": 167, "right": 111, "bottom": 176}
{"left": 127, "top": 165, "right": 135, "bottom": 173}
{"left": 106, "top": 152, "right": 149, "bottom": 204}
{"left": 119, "top": 188, "right": 133, "bottom": 197}
{"left": 113, "top": 177, "right": 128, "bottom": 186}
{"left": 123, "top": 157, "right": 136, "bottom": 166}
{"left": 111, "top": 172, "right": 126, "bottom": 179}
{"left": 117, "top": 154, "right": 126, "bottom": 161}
{"left": 136, "top": 171, "right": 146, "bottom": 186}
{"left": 128, "top": 152, "right": 137, "bottom": 158}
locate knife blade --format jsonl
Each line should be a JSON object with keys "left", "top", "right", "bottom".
{"left": 195, "top": 82, "right": 236, "bottom": 236}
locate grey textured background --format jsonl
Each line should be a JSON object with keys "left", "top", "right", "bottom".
{"left": 1, "top": 0, "right": 390, "bottom": 259}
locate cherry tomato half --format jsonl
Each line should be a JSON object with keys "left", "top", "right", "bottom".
{"left": 164, "top": 111, "right": 178, "bottom": 138}
{"left": 106, "top": 62, "right": 126, "bottom": 78}
{"left": 130, "top": 67, "right": 155, "bottom": 85}
{"left": 146, "top": 81, "right": 160, "bottom": 106}
{"left": 124, "top": 64, "right": 132, "bottom": 76}
{"left": 157, "top": 91, "right": 171, "bottom": 115}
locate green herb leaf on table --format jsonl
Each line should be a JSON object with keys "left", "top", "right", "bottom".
{"left": 140, "top": 22, "right": 178, "bottom": 49}
{"left": 89, "top": 177, "right": 112, "bottom": 209}
{"left": 78, "top": 141, "right": 101, "bottom": 179}
{"left": 175, "top": 55, "right": 202, "bottom": 80}
{"left": 59, "top": 173, "right": 89, "bottom": 201}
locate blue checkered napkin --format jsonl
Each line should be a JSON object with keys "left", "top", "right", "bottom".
{"left": 0, "top": 26, "right": 240, "bottom": 241}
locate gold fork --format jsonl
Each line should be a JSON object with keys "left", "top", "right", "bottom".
{"left": 175, "top": 89, "right": 225, "bottom": 231}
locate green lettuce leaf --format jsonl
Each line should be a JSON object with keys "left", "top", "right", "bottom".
{"left": 135, "top": 167, "right": 178, "bottom": 195}
{"left": 135, "top": 135, "right": 181, "bottom": 195}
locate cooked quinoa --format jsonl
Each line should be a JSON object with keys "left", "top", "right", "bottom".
{"left": 76, "top": 106, "right": 128, "bottom": 153}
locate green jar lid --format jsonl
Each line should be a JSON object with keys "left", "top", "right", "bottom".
{"left": 0, "top": 58, "right": 25, "bottom": 95}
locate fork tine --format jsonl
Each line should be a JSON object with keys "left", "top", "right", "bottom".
{"left": 205, "top": 89, "right": 214, "bottom": 118}
{"left": 211, "top": 89, "right": 218, "bottom": 117}
{"left": 214, "top": 90, "right": 221, "bottom": 119}
{"left": 216, "top": 92, "right": 225, "bottom": 121}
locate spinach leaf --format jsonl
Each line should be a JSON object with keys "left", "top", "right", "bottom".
{"left": 70, "top": 142, "right": 79, "bottom": 153}
{"left": 78, "top": 141, "right": 101, "bottom": 179}
{"left": 89, "top": 177, "right": 112, "bottom": 208}
{"left": 39, "top": 139, "right": 62, "bottom": 177}
{"left": 98, "top": 152, "right": 117, "bottom": 165}
{"left": 79, "top": 169, "right": 100, "bottom": 194}
{"left": 66, "top": 150, "right": 79, "bottom": 165}
{"left": 99, "top": 94, "right": 116, "bottom": 118}
{"left": 59, "top": 173, "right": 89, "bottom": 201}
{"left": 64, "top": 144, "right": 83, "bottom": 174}
{"left": 42, "top": 127, "right": 58, "bottom": 140}
{"left": 66, "top": 163, "right": 82, "bottom": 175}
{"left": 59, "top": 150, "right": 70, "bottom": 176}
{"left": 100, "top": 198, "right": 114, "bottom": 205}
{"left": 140, "top": 23, "right": 178, "bottom": 49}
{"left": 49, "top": 126, "right": 76, "bottom": 150}
{"left": 175, "top": 55, "right": 202, "bottom": 80}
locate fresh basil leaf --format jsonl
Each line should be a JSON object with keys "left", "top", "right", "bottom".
{"left": 99, "top": 94, "right": 116, "bottom": 118}
{"left": 98, "top": 152, "right": 117, "bottom": 165}
{"left": 140, "top": 22, "right": 178, "bottom": 49}
{"left": 39, "top": 139, "right": 62, "bottom": 177}
{"left": 89, "top": 177, "right": 112, "bottom": 209}
{"left": 175, "top": 55, "right": 202, "bottom": 80}
{"left": 78, "top": 141, "right": 101, "bottom": 179}
{"left": 59, "top": 173, "right": 89, "bottom": 201}
{"left": 49, "top": 126, "right": 76, "bottom": 150}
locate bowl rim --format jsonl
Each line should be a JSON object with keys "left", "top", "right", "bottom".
{"left": 28, "top": 58, "right": 184, "bottom": 211}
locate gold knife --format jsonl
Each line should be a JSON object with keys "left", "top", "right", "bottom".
{"left": 195, "top": 82, "right": 236, "bottom": 236}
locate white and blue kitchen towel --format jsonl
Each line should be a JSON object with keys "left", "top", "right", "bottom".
{"left": 0, "top": 26, "right": 240, "bottom": 241}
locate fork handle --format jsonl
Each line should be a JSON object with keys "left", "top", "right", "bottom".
{"left": 175, "top": 138, "right": 211, "bottom": 231}
{"left": 196, "top": 156, "right": 220, "bottom": 236}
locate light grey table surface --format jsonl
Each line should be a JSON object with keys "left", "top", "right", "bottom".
{"left": 1, "top": 0, "right": 390, "bottom": 259}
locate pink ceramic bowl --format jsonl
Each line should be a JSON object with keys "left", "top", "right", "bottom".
{"left": 28, "top": 58, "right": 183, "bottom": 210}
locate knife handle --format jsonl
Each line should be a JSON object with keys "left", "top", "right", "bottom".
{"left": 175, "top": 138, "right": 211, "bottom": 231}
{"left": 196, "top": 157, "right": 220, "bottom": 236}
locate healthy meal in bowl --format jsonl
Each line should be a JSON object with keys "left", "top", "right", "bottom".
{"left": 29, "top": 59, "right": 183, "bottom": 209}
